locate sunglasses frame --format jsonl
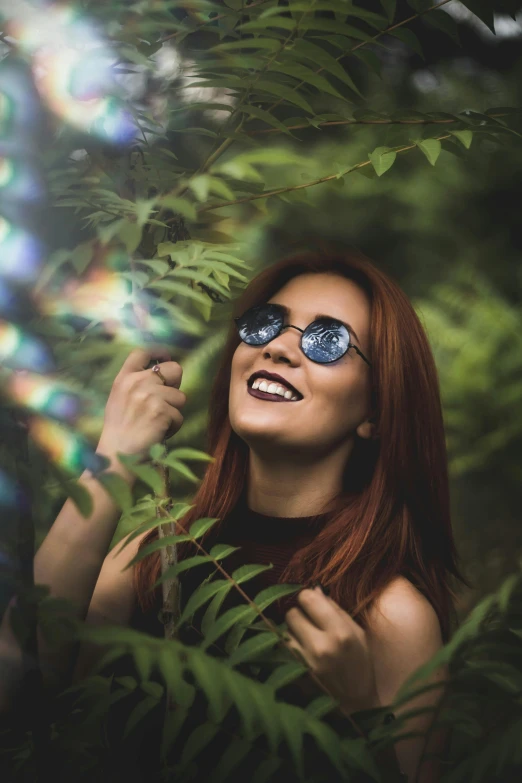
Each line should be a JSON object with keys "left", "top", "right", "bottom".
{"left": 234, "top": 303, "right": 372, "bottom": 367}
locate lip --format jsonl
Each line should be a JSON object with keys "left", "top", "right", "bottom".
{"left": 247, "top": 386, "right": 301, "bottom": 402}
{"left": 247, "top": 370, "right": 303, "bottom": 398}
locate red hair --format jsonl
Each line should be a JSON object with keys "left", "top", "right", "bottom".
{"left": 134, "top": 247, "right": 470, "bottom": 643}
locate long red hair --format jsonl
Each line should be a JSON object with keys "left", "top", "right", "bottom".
{"left": 134, "top": 247, "right": 470, "bottom": 643}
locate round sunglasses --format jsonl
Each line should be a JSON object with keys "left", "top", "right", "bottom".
{"left": 234, "top": 303, "right": 372, "bottom": 366}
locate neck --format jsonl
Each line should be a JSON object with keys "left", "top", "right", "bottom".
{"left": 246, "top": 442, "right": 354, "bottom": 517}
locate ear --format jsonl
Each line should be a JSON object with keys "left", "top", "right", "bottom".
{"left": 356, "top": 415, "right": 378, "bottom": 441}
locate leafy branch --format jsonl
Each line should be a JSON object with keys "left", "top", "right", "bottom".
{"left": 196, "top": 133, "right": 453, "bottom": 212}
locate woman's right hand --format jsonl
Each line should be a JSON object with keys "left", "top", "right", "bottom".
{"left": 96, "top": 347, "right": 187, "bottom": 462}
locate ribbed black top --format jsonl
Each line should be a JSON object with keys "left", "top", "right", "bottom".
{"left": 131, "top": 494, "right": 331, "bottom": 640}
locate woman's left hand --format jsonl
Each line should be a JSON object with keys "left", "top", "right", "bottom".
{"left": 284, "top": 586, "right": 380, "bottom": 716}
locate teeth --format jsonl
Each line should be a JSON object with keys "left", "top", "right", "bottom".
{"left": 251, "top": 378, "right": 300, "bottom": 401}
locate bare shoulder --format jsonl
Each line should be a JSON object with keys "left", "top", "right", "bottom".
{"left": 367, "top": 575, "right": 442, "bottom": 645}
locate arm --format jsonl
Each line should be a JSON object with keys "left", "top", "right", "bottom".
{"left": 365, "top": 577, "right": 449, "bottom": 783}
{"left": 71, "top": 528, "right": 149, "bottom": 683}
{"left": 0, "top": 451, "right": 136, "bottom": 712}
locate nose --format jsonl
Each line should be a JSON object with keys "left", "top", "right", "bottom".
{"left": 262, "top": 324, "right": 302, "bottom": 364}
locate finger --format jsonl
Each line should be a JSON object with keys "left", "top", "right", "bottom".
{"left": 155, "top": 385, "right": 187, "bottom": 410}
{"left": 118, "top": 347, "right": 172, "bottom": 377}
{"left": 295, "top": 588, "right": 338, "bottom": 631}
{"left": 283, "top": 632, "right": 310, "bottom": 667}
{"left": 142, "top": 361, "right": 183, "bottom": 390}
{"left": 285, "top": 606, "right": 322, "bottom": 649}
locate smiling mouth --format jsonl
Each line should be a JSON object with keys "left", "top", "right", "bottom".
{"left": 247, "top": 385, "right": 301, "bottom": 403}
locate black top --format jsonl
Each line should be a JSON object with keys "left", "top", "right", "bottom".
{"left": 91, "top": 498, "right": 367, "bottom": 783}
{"left": 130, "top": 493, "right": 331, "bottom": 642}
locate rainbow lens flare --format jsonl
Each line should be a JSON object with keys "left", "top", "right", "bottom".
{"left": 0, "top": 216, "right": 44, "bottom": 282}
{"left": 5, "top": 370, "right": 81, "bottom": 424}
{"left": 27, "top": 415, "right": 107, "bottom": 474}
{"left": 0, "top": 155, "right": 46, "bottom": 204}
{"left": 0, "top": 319, "right": 55, "bottom": 373}
{"left": 5, "top": 1, "right": 137, "bottom": 145}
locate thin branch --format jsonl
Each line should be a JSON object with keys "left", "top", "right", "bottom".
{"left": 247, "top": 112, "right": 509, "bottom": 136}
{"left": 195, "top": 133, "right": 452, "bottom": 212}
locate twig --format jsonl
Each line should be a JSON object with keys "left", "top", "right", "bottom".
{"left": 194, "top": 133, "right": 453, "bottom": 212}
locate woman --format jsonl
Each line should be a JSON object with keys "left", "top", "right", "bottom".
{"left": 0, "top": 248, "right": 467, "bottom": 781}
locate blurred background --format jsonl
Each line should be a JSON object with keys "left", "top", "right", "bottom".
{"left": 1, "top": 0, "right": 521, "bottom": 625}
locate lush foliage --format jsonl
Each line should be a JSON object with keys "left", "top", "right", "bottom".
{"left": 1, "top": 0, "right": 522, "bottom": 781}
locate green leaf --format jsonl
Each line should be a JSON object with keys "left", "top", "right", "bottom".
{"left": 415, "top": 138, "right": 442, "bottom": 166}
{"left": 209, "top": 543, "right": 241, "bottom": 560}
{"left": 459, "top": 0, "right": 495, "bottom": 33}
{"left": 209, "top": 38, "right": 281, "bottom": 52}
{"left": 190, "top": 653, "right": 233, "bottom": 723}
{"left": 153, "top": 555, "right": 215, "bottom": 589}
{"left": 237, "top": 104, "right": 295, "bottom": 136}
{"left": 126, "top": 533, "right": 192, "bottom": 568}
{"left": 158, "top": 647, "right": 195, "bottom": 710}
{"left": 189, "top": 516, "right": 221, "bottom": 539}
{"left": 449, "top": 129, "right": 473, "bottom": 149}
{"left": 127, "top": 463, "right": 164, "bottom": 495}
{"left": 254, "top": 583, "right": 303, "bottom": 611}
{"left": 252, "top": 78, "right": 315, "bottom": 115}
{"left": 280, "top": 706, "right": 304, "bottom": 778}
{"left": 123, "top": 695, "right": 159, "bottom": 738}
{"left": 301, "top": 18, "right": 375, "bottom": 43}
{"left": 380, "top": 0, "right": 396, "bottom": 22}
{"left": 264, "top": 661, "right": 308, "bottom": 692}
{"left": 423, "top": 9, "right": 460, "bottom": 44}
{"left": 306, "top": 719, "right": 347, "bottom": 776}
{"left": 96, "top": 471, "right": 133, "bottom": 511}
{"left": 160, "top": 704, "right": 190, "bottom": 761}
{"left": 212, "top": 737, "right": 252, "bottom": 783}
{"left": 118, "top": 219, "right": 142, "bottom": 254}
{"left": 231, "top": 563, "right": 273, "bottom": 584}
{"left": 368, "top": 146, "right": 397, "bottom": 177}
{"left": 389, "top": 28, "right": 424, "bottom": 60}
{"left": 227, "top": 631, "right": 280, "bottom": 667}
{"left": 166, "top": 267, "right": 230, "bottom": 298}
{"left": 201, "top": 584, "right": 234, "bottom": 637}
{"left": 201, "top": 605, "right": 258, "bottom": 651}
{"left": 250, "top": 758, "right": 283, "bottom": 783}
{"left": 176, "top": 579, "right": 232, "bottom": 627}
{"left": 67, "top": 479, "right": 94, "bottom": 518}
{"left": 164, "top": 456, "right": 201, "bottom": 483}
{"left": 138, "top": 258, "right": 170, "bottom": 276}
{"left": 157, "top": 196, "right": 197, "bottom": 220}
{"left": 352, "top": 48, "right": 382, "bottom": 78}
{"left": 262, "top": 62, "right": 344, "bottom": 100}
{"left": 306, "top": 694, "right": 340, "bottom": 718}
{"left": 148, "top": 279, "right": 211, "bottom": 305}
{"left": 179, "top": 722, "right": 221, "bottom": 767}
{"left": 168, "top": 449, "right": 214, "bottom": 464}
{"left": 287, "top": 39, "right": 362, "bottom": 98}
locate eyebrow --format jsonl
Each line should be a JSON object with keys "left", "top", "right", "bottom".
{"left": 274, "top": 303, "right": 361, "bottom": 345}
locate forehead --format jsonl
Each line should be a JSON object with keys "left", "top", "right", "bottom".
{"left": 267, "top": 272, "right": 370, "bottom": 340}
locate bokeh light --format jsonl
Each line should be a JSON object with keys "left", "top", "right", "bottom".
{"left": 0, "top": 319, "right": 55, "bottom": 373}
{"left": 0, "top": 216, "right": 44, "bottom": 282}
{"left": 6, "top": 0, "right": 138, "bottom": 145}
{"left": 27, "top": 415, "right": 108, "bottom": 474}
{"left": 0, "top": 155, "right": 46, "bottom": 204}
{"left": 5, "top": 370, "right": 81, "bottom": 424}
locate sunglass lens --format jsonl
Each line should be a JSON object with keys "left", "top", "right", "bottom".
{"left": 302, "top": 320, "right": 349, "bottom": 363}
{"left": 236, "top": 304, "right": 282, "bottom": 345}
